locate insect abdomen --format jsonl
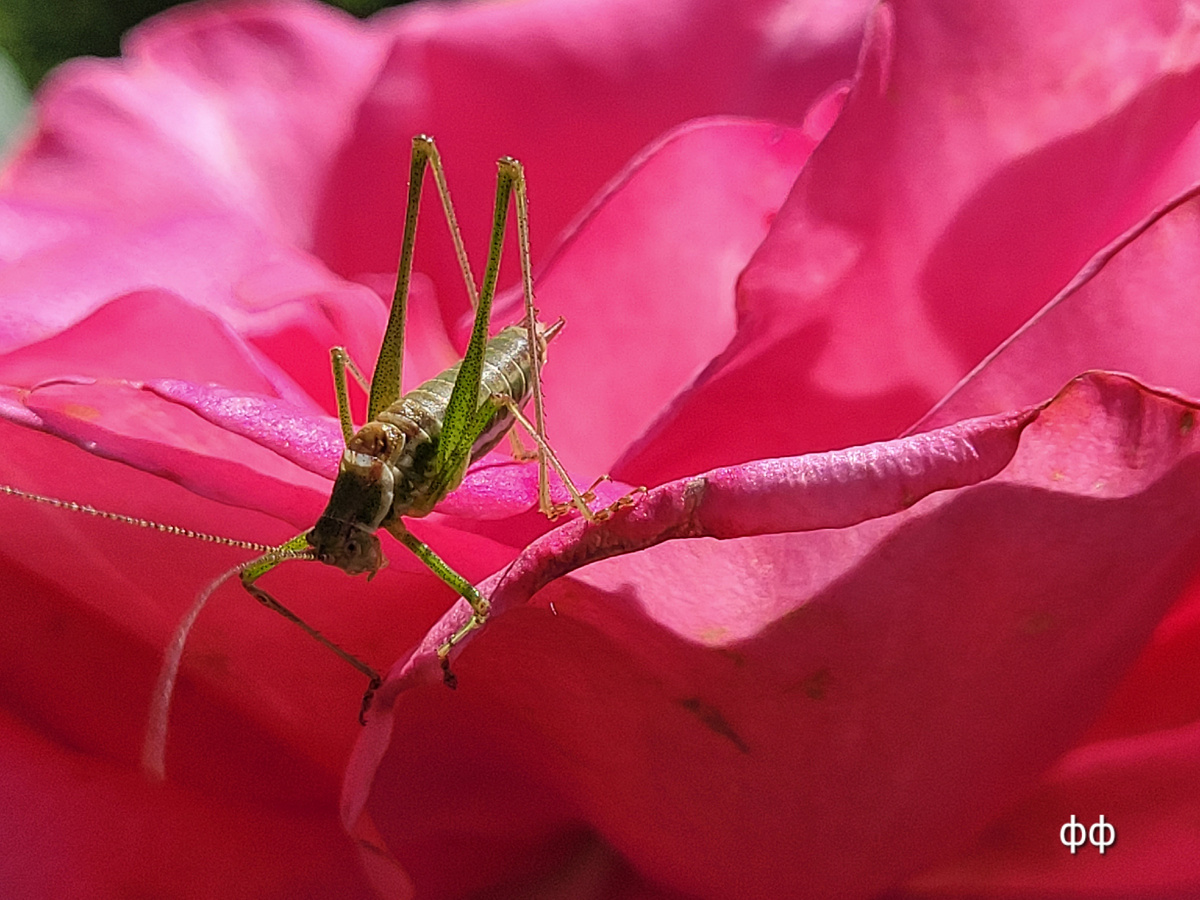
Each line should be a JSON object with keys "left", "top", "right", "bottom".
{"left": 380, "top": 324, "right": 535, "bottom": 516}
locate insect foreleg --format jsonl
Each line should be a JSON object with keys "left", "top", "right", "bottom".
{"left": 330, "top": 346, "right": 369, "bottom": 444}
{"left": 240, "top": 533, "right": 383, "bottom": 723}
{"left": 386, "top": 520, "right": 489, "bottom": 688}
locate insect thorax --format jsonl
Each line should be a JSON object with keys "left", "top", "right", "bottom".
{"left": 308, "top": 324, "right": 538, "bottom": 576}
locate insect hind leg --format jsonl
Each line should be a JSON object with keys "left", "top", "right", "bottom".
{"left": 369, "top": 135, "right": 482, "bottom": 422}
{"left": 505, "top": 164, "right": 645, "bottom": 522}
{"left": 493, "top": 395, "right": 646, "bottom": 521}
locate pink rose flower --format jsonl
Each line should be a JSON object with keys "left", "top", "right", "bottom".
{"left": 2, "top": 1, "right": 1199, "bottom": 898}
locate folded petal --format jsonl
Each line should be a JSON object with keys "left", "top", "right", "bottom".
{"left": 0, "top": 288, "right": 313, "bottom": 404}
{"left": 920, "top": 183, "right": 1200, "bottom": 429}
{"left": 349, "top": 373, "right": 1200, "bottom": 899}
{"left": 617, "top": 0, "right": 1200, "bottom": 485}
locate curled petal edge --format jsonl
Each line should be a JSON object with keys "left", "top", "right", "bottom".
{"left": 369, "top": 373, "right": 1056, "bottom": 710}
{"left": 344, "top": 368, "right": 1200, "bottom": 871}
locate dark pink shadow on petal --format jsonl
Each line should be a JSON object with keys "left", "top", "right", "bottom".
{"left": 0, "top": 707, "right": 378, "bottom": 898}
{"left": 346, "top": 374, "right": 1200, "bottom": 899}
{"left": 919, "top": 183, "right": 1200, "bottom": 430}
{"left": 624, "top": 0, "right": 1200, "bottom": 485}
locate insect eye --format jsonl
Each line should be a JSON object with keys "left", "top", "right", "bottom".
{"left": 345, "top": 538, "right": 359, "bottom": 556}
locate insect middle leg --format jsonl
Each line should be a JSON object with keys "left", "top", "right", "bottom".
{"left": 387, "top": 520, "right": 488, "bottom": 688}
{"left": 329, "top": 346, "right": 370, "bottom": 442}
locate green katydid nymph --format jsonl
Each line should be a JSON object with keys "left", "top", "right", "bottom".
{"left": 2, "top": 135, "right": 642, "bottom": 776}
{"left": 235, "top": 134, "right": 638, "bottom": 718}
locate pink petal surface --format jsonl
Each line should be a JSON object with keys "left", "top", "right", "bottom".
{"left": 892, "top": 162, "right": 1200, "bottom": 898}
{"left": 145, "top": 377, "right": 345, "bottom": 478}
{"left": 319, "top": 0, "right": 870, "bottom": 303}
{"left": 143, "top": 377, "right": 632, "bottom": 521}
{"left": 919, "top": 183, "right": 1200, "bottom": 430}
{"left": 0, "top": 2, "right": 394, "bottom": 403}
{"left": 0, "top": 287, "right": 312, "bottom": 404}
{"left": 0, "top": 707, "right": 380, "bottom": 899}
{"left": 346, "top": 373, "right": 1200, "bottom": 899}
{"left": 1, "top": 116, "right": 818, "bottom": 534}
{"left": 901, "top": 722, "right": 1200, "bottom": 898}
{"left": 497, "top": 117, "right": 820, "bottom": 475}
{"left": 4, "top": 0, "right": 1200, "bottom": 897}
{"left": 0, "top": 0, "right": 870, "bottom": 399}
{"left": 101, "top": 114, "right": 823, "bottom": 481}
{"left": 3, "top": 0, "right": 386, "bottom": 239}
{"left": 0, "top": 407, "right": 523, "bottom": 813}
{"left": 615, "top": 0, "right": 1200, "bottom": 486}
{"left": 24, "top": 379, "right": 331, "bottom": 528}
{"left": 900, "top": 568, "right": 1200, "bottom": 900}
{"left": 0, "top": 1, "right": 879, "bottom": 897}
{"left": 0, "top": 209, "right": 388, "bottom": 407}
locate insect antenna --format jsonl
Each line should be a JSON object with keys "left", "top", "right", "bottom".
{"left": 142, "top": 542, "right": 317, "bottom": 782}
{"left": 143, "top": 558, "right": 242, "bottom": 781}
{"left": 0, "top": 484, "right": 274, "bottom": 553}
{"left": 0, "top": 482, "right": 337, "bottom": 779}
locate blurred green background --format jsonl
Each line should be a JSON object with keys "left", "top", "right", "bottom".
{"left": 0, "top": 0, "right": 415, "bottom": 88}
{"left": 0, "top": 0, "right": 418, "bottom": 151}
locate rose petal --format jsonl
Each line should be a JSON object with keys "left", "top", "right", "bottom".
{"left": 319, "top": 0, "right": 870, "bottom": 298}
{"left": 0, "top": 288, "right": 313, "bottom": 404}
{"left": 6, "top": 1, "right": 386, "bottom": 240}
{"left": 0, "top": 707, "right": 380, "bottom": 899}
{"left": 141, "top": 378, "right": 627, "bottom": 522}
{"left": 902, "top": 722, "right": 1200, "bottom": 898}
{"left": 504, "top": 117, "right": 818, "bottom": 475}
{"left": 897, "top": 562, "right": 1200, "bottom": 897}
{"left": 616, "top": 0, "right": 1200, "bottom": 485}
{"left": 23, "top": 378, "right": 331, "bottom": 528}
{"left": 348, "top": 372, "right": 1200, "bottom": 899}
{"left": 920, "top": 184, "right": 1200, "bottom": 430}
{"left": 145, "top": 377, "right": 344, "bottom": 479}
{"left": 1, "top": 0, "right": 871, "bottom": 438}
{"left": 0, "top": 415, "right": 516, "bottom": 798}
